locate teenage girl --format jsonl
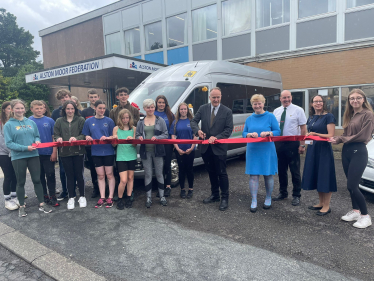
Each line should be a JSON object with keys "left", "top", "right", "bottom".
{"left": 0, "top": 102, "right": 18, "bottom": 210}
{"left": 170, "top": 103, "right": 198, "bottom": 199}
{"left": 330, "top": 89, "right": 374, "bottom": 229}
{"left": 4, "top": 99, "right": 52, "bottom": 217}
{"left": 54, "top": 100, "right": 87, "bottom": 210}
{"left": 113, "top": 109, "right": 137, "bottom": 209}
{"left": 155, "top": 95, "right": 175, "bottom": 197}
{"left": 82, "top": 100, "right": 115, "bottom": 208}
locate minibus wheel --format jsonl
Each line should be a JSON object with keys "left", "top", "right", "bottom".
{"left": 170, "top": 159, "right": 179, "bottom": 187}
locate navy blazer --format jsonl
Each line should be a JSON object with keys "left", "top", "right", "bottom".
{"left": 190, "top": 103, "right": 233, "bottom": 155}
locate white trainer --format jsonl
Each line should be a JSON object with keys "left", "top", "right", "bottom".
{"left": 67, "top": 198, "right": 75, "bottom": 210}
{"left": 78, "top": 196, "right": 87, "bottom": 208}
{"left": 353, "top": 215, "right": 372, "bottom": 229}
{"left": 341, "top": 210, "right": 361, "bottom": 222}
{"left": 11, "top": 197, "right": 20, "bottom": 206}
{"left": 5, "top": 200, "right": 19, "bottom": 211}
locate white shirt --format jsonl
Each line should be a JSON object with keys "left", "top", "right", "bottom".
{"left": 211, "top": 103, "right": 221, "bottom": 116}
{"left": 273, "top": 103, "right": 307, "bottom": 136}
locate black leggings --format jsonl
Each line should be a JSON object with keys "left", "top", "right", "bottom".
{"left": 175, "top": 150, "right": 195, "bottom": 190}
{"left": 0, "top": 155, "right": 17, "bottom": 195}
{"left": 61, "top": 155, "right": 85, "bottom": 198}
{"left": 342, "top": 143, "right": 368, "bottom": 215}
{"left": 164, "top": 144, "right": 173, "bottom": 187}
{"left": 39, "top": 155, "right": 56, "bottom": 197}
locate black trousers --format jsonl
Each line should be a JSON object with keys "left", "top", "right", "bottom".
{"left": 0, "top": 155, "right": 17, "bottom": 195}
{"left": 164, "top": 144, "right": 173, "bottom": 187}
{"left": 275, "top": 141, "right": 301, "bottom": 198}
{"left": 342, "top": 143, "right": 368, "bottom": 215}
{"left": 39, "top": 155, "right": 56, "bottom": 196}
{"left": 86, "top": 148, "right": 99, "bottom": 191}
{"left": 175, "top": 150, "right": 195, "bottom": 190}
{"left": 201, "top": 146, "right": 229, "bottom": 199}
{"left": 61, "top": 155, "right": 85, "bottom": 198}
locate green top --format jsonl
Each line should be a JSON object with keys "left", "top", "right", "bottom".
{"left": 144, "top": 125, "right": 155, "bottom": 152}
{"left": 116, "top": 128, "right": 137, "bottom": 161}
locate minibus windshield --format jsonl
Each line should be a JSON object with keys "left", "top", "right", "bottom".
{"left": 129, "top": 81, "right": 190, "bottom": 115}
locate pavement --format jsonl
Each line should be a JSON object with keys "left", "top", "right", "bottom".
{"left": 0, "top": 157, "right": 373, "bottom": 281}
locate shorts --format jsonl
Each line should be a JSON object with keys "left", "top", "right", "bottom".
{"left": 117, "top": 160, "right": 137, "bottom": 173}
{"left": 92, "top": 155, "right": 115, "bottom": 167}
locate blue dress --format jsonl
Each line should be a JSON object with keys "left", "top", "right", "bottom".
{"left": 242, "top": 111, "right": 280, "bottom": 175}
{"left": 301, "top": 113, "right": 337, "bottom": 192}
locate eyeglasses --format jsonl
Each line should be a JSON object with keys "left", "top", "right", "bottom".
{"left": 313, "top": 101, "right": 323, "bottom": 104}
{"left": 349, "top": 97, "right": 363, "bottom": 101}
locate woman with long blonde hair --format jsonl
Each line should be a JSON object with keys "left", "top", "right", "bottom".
{"left": 330, "top": 89, "right": 374, "bottom": 228}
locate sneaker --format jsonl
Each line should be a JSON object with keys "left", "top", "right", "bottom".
{"left": 187, "top": 190, "right": 193, "bottom": 199}
{"left": 130, "top": 191, "right": 134, "bottom": 202}
{"left": 164, "top": 188, "right": 171, "bottom": 197}
{"left": 44, "top": 195, "right": 51, "bottom": 205}
{"left": 125, "top": 197, "right": 133, "bottom": 208}
{"left": 11, "top": 197, "right": 20, "bottom": 206}
{"left": 95, "top": 198, "right": 106, "bottom": 208}
{"left": 50, "top": 196, "right": 60, "bottom": 207}
{"left": 106, "top": 198, "right": 114, "bottom": 208}
{"left": 341, "top": 210, "right": 361, "bottom": 222}
{"left": 78, "top": 197, "right": 87, "bottom": 208}
{"left": 160, "top": 196, "right": 167, "bottom": 206}
{"left": 24, "top": 194, "right": 28, "bottom": 199}
{"left": 67, "top": 198, "right": 75, "bottom": 210}
{"left": 19, "top": 206, "right": 27, "bottom": 217}
{"left": 57, "top": 193, "right": 68, "bottom": 201}
{"left": 116, "top": 198, "right": 125, "bottom": 210}
{"left": 353, "top": 215, "right": 372, "bottom": 229}
{"left": 145, "top": 197, "right": 152, "bottom": 208}
{"left": 39, "top": 204, "right": 53, "bottom": 213}
{"left": 5, "top": 199, "right": 19, "bottom": 211}
{"left": 55, "top": 188, "right": 61, "bottom": 194}
{"left": 180, "top": 189, "right": 186, "bottom": 199}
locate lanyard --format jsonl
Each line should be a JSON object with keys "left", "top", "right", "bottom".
{"left": 307, "top": 115, "right": 321, "bottom": 133}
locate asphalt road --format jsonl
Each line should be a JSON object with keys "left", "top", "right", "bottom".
{"left": 0, "top": 156, "right": 373, "bottom": 280}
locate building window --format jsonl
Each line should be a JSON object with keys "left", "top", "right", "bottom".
{"left": 256, "top": 0, "right": 290, "bottom": 28}
{"left": 222, "top": 0, "right": 251, "bottom": 36}
{"left": 167, "top": 13, "right": 187, "bottom": 48}
{"left": 298, "top": 0, "right": 336, "bottom": 18}
{"left": 309, "top": 88, "right": 339, "bottom": 125}
{"left": 347, "top": 0, "right": 374, "bottom": 8}
{"left": 105, "top": 33, "right": 121, "bottom": 55}
{"left": 192, "top": 5, "right": 217, "bottom": 43}
{"left": 124, "top": 28, "right": 141, "bottom": 55}
{"left": 145, "top": 21, "right": 163, "bottom": 51}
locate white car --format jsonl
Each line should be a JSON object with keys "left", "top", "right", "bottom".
{"left": 359, "top": 139, "right": 374, "bottom": 194}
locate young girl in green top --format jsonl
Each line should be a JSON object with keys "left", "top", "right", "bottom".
{"left": 113, "top": 109, "right": 137, "bottom": 209}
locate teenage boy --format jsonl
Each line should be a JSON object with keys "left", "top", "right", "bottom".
{"left": 29, "top": 100, "right": 59, "bottom": 207}
{"left": 81, "top": 89, "right": 110, "bottom": 198}
{"left": 51, "top": 89, "right": 72, "bottom": 200}
{"left": 109, "top": 87, "right": 139, "bottom": 126}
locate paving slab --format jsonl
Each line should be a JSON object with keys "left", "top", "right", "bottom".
{"left": 0, "top": 222, "right": 15, "bottom": 236}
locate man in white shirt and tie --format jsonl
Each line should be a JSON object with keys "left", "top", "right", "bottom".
{"left": 273, "top": 90, "right": 307, "bottom": 206}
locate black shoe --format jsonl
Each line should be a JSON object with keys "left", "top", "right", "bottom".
{"left": 308, "top": 205, "right": 322, "bottom": 210}
{"left": 263, "top": 204, "right": 271, "bottom": 210}
{"left": 316, "top": 208, "right": 331, "bottom": 216}
{"left": 164, "top": 188, "right": 171, "bottom": 197}
{"left": 44, "top": 195, "right": 51, "bottom": 205}
{"left": 250, "top": 207, "right": 257, "bottom": 213}
{"left": 273, "top": 193, "right": 287, "bottom": 201}
{"left": 91, "top": 189, "right": 100, "bottom": 199}
{"left": 180, "top": 189, "right": 186, "bottom": 199}
{"left": 50, "top": 196, "right": 60, "bottom": 207}
{"left": 291, "top": 196, "right": 300, "bottom": 206}
{"left": 57, "top": 193, "right": 68, "bottom": 201}
{"left": 116, "top": 198, "right": 125, "bottom": 210}
{"left": 186, "top": 190, "right": 193, "bottom": 199}
{"left": 219, "top": 199, "right": 228, "bottom": 211}
{"left": 203, "top": 195, "right": 220, "bottom": 204}
{"left": 130, "top": 191, "right": 134, "bottom": 202}
{"left": 125, "top": 197, "right": 132, "bottom": 208}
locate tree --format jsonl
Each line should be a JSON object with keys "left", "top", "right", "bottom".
{"left": 0, "top": 8, "right": 40, "bottom": 77}
{"left": 10, "top": 62, "right": 50, "bottom": 116}
{"left": 0, "top": 71, "right": 18, "bottom": 104}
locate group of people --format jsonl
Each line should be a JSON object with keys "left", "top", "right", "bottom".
{"left": 0, "top": 86, "right": 373, "bottom": 229}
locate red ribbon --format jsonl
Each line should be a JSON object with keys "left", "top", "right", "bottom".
{"left": 32, "top": 136, "right": 327, "bottom": 149}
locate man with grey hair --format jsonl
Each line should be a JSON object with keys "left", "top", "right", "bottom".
{"left": 191, "top": 87, "right": 233, "bottom": 211}
{"left": 273, "top": 90, "right": 307, "bottom": 206}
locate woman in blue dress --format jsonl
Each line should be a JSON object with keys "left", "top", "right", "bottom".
{"left": 302, "top": 95, "right": 337, "bottom": 216}
{"left": 242, "top": 94, "right": 280, "bottom": 213}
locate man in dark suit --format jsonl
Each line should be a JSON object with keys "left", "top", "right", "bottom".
{"left": 191, "top": 87, "right": 233, "bottom": 211}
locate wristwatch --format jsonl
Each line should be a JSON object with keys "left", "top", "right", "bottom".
{"left": 300, "top": 145, "right": 306, "bottom": 148}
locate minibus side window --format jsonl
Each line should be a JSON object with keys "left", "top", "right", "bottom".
{"left": 217, "top": 83, "right": 247, "bottom": 114}
{"left": 246, "top": 86, "right": 280, "bottom": 113}
{"left": 184, "top": 86, "right": 209, "bottom": 113}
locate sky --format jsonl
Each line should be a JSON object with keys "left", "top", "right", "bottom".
{"left": 0, "top": 0, "right": 119, "bottom": 62}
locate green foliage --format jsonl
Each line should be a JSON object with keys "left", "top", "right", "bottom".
{"left": 0, "top": 71, "right": 18, "bottom": 104}
{"left": 10, "top": 62, "right": 50, "bottom": 116}
{"left": 0, "top": 8, "right": 40, "bottom": 77}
